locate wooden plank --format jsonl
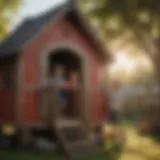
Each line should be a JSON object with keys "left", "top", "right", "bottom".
{"left": 53, "top": 119, "right": 98, "bottom": 159}
{"left": 53, "top": 120, "right": 72, "bottom": 159}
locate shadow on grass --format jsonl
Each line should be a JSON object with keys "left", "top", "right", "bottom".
{"left": 0, "top": 147, "right": 122, "bottom": 160}
{"left": 0, "top": 150, "right": 63, "bottom": 160}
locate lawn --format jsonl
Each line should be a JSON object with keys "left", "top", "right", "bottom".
{"left": 0, "top": 150, "right": 63, "bottom": 160}
{"left": 0, "top": 150, "right": 109, "bottom": 160}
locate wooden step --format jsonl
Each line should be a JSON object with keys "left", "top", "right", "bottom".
{"left": 53, "top": 119, "right": 99, "bottom": 159}
{"left": 55, "top": 119, "right": 81, "bottom": 128}
{"left": 62, "top": 127, "right": 86, "bottom": 142}
{"left": 70, "top": 140, "right": 99, "bottom": 158}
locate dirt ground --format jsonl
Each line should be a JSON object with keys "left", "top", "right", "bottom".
{"left": 120, "top": 127, "right": 160, "bottom": 160}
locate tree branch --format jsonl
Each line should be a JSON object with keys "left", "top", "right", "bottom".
{"left": 123, "top": 16, "right": 158, "bottom": 60}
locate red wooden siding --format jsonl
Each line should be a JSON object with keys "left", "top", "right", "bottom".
{"left": 0, "top": 91, "right": 15, "bottom": 122}
{"left": 0, "top": 59, "right": 17, "bottom": 123}
{"left": 22, "top": 91, "right": 39, "bottom": 122}
{"left": 22, "top": 17, "right": 106, "bottom": 122}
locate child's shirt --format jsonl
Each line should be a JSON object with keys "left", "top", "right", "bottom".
{"left": 49, "top": 75, "right": 67, "bottom": 104}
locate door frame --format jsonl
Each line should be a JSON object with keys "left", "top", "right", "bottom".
{"left": 40, "top": 42, "right": 90, "bottom": 124}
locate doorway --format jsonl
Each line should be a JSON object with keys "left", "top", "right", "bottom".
{"left": 48, "top": 49, "right": 83, "bottom": 118}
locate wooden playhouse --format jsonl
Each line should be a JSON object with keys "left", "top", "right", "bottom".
{"left": 0, "top": 0, "right": 110, "bottom": 158}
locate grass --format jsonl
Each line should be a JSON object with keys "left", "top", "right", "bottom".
{"left": 0, "top": 150, "right": 108, "bottom": 160}
{"left": 0, "top": 150, "right": 63, "bottom": 160}
{"left": 0, "top": 147, "right": 122, "bottom": 160}
{"left": 0, "top": 124, "right": 123, "bottom": 160}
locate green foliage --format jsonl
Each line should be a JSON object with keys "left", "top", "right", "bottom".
{"left": 0, "top": 0, "right": 22, "bottom": 38}
{"left": 80, "top": 0, "right": 160, "bottom": 52}
{"left": 80, "top": 0, "right": 160, "bottom": 84}
{"left": 81, "top": 0, "right": 160, "bottom": 30}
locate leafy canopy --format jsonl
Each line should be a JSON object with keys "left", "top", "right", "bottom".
{"left": 80, "top": 0, "right": 160, "bottom": 54}
{"left": 80, "top": 0, "right": 160, "bottom": 83}
{"left": 0, "top": 0, "right": 22, "bottom": 38}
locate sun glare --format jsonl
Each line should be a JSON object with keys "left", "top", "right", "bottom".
{"left": 108, "top": 51, "right": 153, "bottom": 82}
{"left": 109, "top": 51, "right": 135, "bottom": 73}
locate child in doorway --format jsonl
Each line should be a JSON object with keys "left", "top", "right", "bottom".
{"left": 67, "top": 71, "right": 80, "bottom": 90}
{"left": 50, "top": 65, "right": 67, "bottom": 115}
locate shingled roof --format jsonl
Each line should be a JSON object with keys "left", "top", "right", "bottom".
{"left": 0, "top": 2, "right": 72, "bottom": 58}
{"left": 0, "top": 1, "right": 111, "bottom": 61}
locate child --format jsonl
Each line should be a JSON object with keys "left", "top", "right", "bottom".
{"left": 49, "top": 65, "right": 67, "bottom": 116}
{"left": 67, "top": 71, "right": 80, "bottom": 90}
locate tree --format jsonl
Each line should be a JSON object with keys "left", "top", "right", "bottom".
{"left": 0, "top": 0, "right": 22, "bottom": 38}
{"left": 80, "top": 0, "right": 160, "bottom": 129}
{"left": 80, "top": 0, "right": 160, "bottom": 81}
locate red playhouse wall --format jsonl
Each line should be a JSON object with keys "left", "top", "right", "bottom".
{"left": 21, "top": 17, "right": 106, "bottom": 123}
{"left": 0, "top": 62, "right": 16, "bottom": 122}
{"left": 0, "top": 90, "right": 16, "bottom": 122}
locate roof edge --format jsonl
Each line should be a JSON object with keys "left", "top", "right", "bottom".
{"left": 21, "top": 4, "right": 73, "bottom": 51}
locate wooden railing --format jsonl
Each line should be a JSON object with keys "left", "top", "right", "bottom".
{"left": 39, "top": 85, "right": 84, "bottom": 123}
